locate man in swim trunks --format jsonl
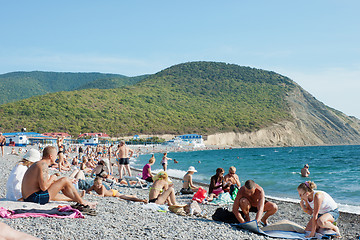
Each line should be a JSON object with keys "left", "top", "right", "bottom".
{"left": 22, "top": 146, "right": 97, "bottom": 207}
{"left": 115, "top": 141, "right": 133, "bottom": 180}
{"left": 0, "top": 132, "right": 6, "bottom": 157}
{"left": 301, "top": 164, "right": 310, "bottom": 177}
{"left": 232, "top": 180, "right": 278, "bottom": 226}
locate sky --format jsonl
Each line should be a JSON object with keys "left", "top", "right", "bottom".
{"left": 1, "top": 1, "right": 359, "bottom": 118}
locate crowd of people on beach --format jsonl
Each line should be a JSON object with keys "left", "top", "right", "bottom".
{"left": 1, "top": 139, "right": 341, "bottom": 239}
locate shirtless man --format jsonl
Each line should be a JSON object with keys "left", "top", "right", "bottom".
{"left": 232, "top": 180, "right": 277, "bottom": 225}
{"left": 22, "top": 146, "right": 97, "bottom": 208}
{"left": 301, "top": 164, "right": 310, "bottom": 177}
{"left": 223, "top": 166, "right": 241, "bottom": 192}
{"left": 0, "top": 132, "right": 6, "bottom": 157}
{"left": 115, "top": 141, "right": 133, "bottom": 180}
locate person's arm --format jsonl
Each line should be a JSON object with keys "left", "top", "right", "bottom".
{"left": 235, "top": 175, "right": 241, "bottom": 187}
{"left": 300, "top": 199, "right": 312, "bottom": 215}
{"left": 308, "top": 193, "right": 323, "bottom": 237}
{"left": 255, "top": 190, "right": 265, "bottom": 223}
{"left": 232, "top": 191, "right": 246, "bottom": 223}
{"left": 86, "top": 185, "right": 94, "bottom": 194}
{"left": 98, "top": 185, "right": 105, "bottom": 197}
{"left": 38, "top": 163, "right": 57, "bottom": 191}
{"left": 129, "top": 148, "right": 134, "bottom": 157}
{"left": 188, "top": 175, "right": 197, "bottom": 189}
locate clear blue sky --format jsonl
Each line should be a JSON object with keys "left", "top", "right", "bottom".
{"left": 1, "top": 1, "right": 359, "bottom": 118}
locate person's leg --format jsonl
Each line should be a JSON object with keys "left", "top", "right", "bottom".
{"left": 48, "top": 177, "right": 97, "bottom": 208}
{"left": 239, "top": 197, "right": 252, "bottom": 222}
{"left": 125, "top": 164, "right": 132, "bottom": 177}
{"left": 69, "top": 169, "right": 79, "bottom": 178}
{"left": 0, "top": 222, "right": 41, "bottom": 240}
{"left": 156, "top": 187, "right": 177, "bottom": 205}
{"left": 118, "top": 194, "right": 147, "bottom": 203}
{"left": 261, "top": 201, "right": 278, "bottom": 224}
{"left": 317, "top": 213, "right": 341, "bottom": 236}
{"left": 119, "top": 164, "right": 124, "bottom": 179}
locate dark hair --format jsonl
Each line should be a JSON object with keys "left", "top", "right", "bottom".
{"left": 244, "top": 180, "right": 256, "bottom": 189}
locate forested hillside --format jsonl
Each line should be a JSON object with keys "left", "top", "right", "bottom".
{"left": 0, "top": 62, "right": 295, "bottom": 136}
{"left": 76, "top": 75, "right": 149, "bottom": 90}
{"left": 0, "top": 71, "right": 137, "bottom": 104}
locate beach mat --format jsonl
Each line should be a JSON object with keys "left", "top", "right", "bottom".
{"left": 0, "top": 199, "right": 69, "bottom": 210}
{"left": 234, "top": 220, "right": 338, "bottom": 239}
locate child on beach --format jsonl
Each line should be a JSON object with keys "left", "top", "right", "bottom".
{"left": 86, "top": 177, "right": 147, "bottom": 203}
{"left": 297, "top": 181, "right": 340, "bottom": 238}
{"left": 161, "top": 153, "right": 172, "bottom": 171}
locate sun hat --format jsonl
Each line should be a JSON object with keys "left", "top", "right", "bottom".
{"left": 187, "top": 166, "right": 197, "bottom": 172}
{"left": 23, "top": 149, "right": 41, "bottom": 163}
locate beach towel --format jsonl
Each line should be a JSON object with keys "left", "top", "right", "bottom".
{"left": 0, "top": 205, "right": 84, "bottom": 219}
{"left": 142, "top": 203, "right": 168, "bottom": 212}
{"left": 234, "top": 220, "right": 339, "bottom": 239}
{"left": 211, "top": 192, "right": 234, "bottom": 205}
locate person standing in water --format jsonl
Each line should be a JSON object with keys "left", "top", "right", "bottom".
{"left": 161, "top": 152, "right": 172, "bottom": 171}
{"left": 301, "top": 164, "right": 310, "bottom": 177}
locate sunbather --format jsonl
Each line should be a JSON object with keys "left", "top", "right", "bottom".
{"left": 149, "top": 171, "right": 178, "bottom": 206}
{"left": 6, "top": 149, "right": 41, "bottom": 201}
{"left": 86, "top": 177, "right": 147, "bottom": 203}
{"left": 180, "top": 166, "right": 200, "bottom": 194}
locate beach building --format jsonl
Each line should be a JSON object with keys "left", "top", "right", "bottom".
{"left": 165, "top": 134, "right": 205, "bottom": 148}
{"left": 78, "top": 133, "right": 110, "bottom": 146}
{"left": 2, "top": 132, "right": 56, "bottom": 146}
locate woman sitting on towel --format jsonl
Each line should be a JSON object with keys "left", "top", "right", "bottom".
{"left": 207, "top": 168, "right": 225, "bottom": 202}
{"left": 6, "top": 149, "right": 41, "bottom": 201}
{"left": 297, "top": 181, "right": 340, "bottom": 238}
{"left": 149, "top": 171, "right": 178, "bottom": 206}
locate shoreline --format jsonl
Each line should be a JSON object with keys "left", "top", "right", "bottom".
{"left": 131, "top": 166, "right": 360, "bottom": 216}
{"left": 0, "top": 147, "right": 359, "bottom": 239}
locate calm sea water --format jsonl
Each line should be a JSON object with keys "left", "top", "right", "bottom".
{"left": 132, "top": 145, "right": 360, "bottom": 214}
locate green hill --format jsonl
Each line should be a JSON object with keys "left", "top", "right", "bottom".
{"left": 0, "top": 62, "right": 295, "bottom": 136}
{"left": 0, "top": 71, "right": 133, "bottom": 104}
{"left": 76, "top": 75, "right": 150, "bottom": 90}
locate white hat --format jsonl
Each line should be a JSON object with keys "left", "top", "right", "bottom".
{"left": 187, "top": 166, "right": 197, "bottom": 172}
{"left": 23, "top": 149, "right": 41, "bottom": 163}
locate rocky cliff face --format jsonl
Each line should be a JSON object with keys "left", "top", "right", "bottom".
{"left": 205, "top": 85, "right": 360, "bottom": 147}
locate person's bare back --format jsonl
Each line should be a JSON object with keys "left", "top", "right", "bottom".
{"left": 21, "top": 161, "right": 48, "bottom": 199}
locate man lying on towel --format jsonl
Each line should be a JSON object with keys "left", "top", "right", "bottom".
{"left": 21, "top": 146, "right": 97, "bottom": 208}
{"left": 232, "top": 180, "right": 278, "bottom": 226}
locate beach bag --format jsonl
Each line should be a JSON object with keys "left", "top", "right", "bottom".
{"left": 192, "top": 187, "right": 207, "bottom": 203}
{"left": 169, "top": 205, "right": 186, "bottom": 216}
{"left": 212, "top": 208, "right": 244, "bottom": 224}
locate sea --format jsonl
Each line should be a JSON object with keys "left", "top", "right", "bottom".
{"left": 132, "top": 145, "right": 360, "bottom": 214}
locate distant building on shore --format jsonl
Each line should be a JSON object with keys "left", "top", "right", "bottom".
{"left": 165, "top": 134, "right": 205, "bottom": 148}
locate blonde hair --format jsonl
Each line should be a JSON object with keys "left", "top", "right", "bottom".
{"left": 297, "top": 181, "right": 317, "bottom": 192}
{"left": 152, "top": 171, "right": 168, "bottom": 182}
{"left": 19, "top": 159, "right": 33, "bottom": 167}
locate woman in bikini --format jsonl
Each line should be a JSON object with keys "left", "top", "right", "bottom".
{"left": 180, "top": 166, "right": 200, "bottom": 194}
{"left": 86, "top": 177, "right": 147, "bottom": 203}
{"left": 149, "top": 171, "right": 178, "bottom": 206}
{"left": 207, "top": 168, "right": 225, "bottom": 202}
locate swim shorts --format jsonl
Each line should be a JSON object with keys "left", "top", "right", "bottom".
{"left": 111, "top": 189, "right": 118, "bottom": 197}
{"left": 0, "top": 143, "right": 4, "bottom": 147}
{"left": 24, "top": 190, "right": 50, "bottom": 205}
{"left": 249, "top": 200, "right": 269, "bottom": 213}
{"left": 319, "top": 208, "right": 339, "bottom": 221}
{"left": 149, "top": 198, "right": 158, "bottom": 203}
{"left": 118, "top": 158, "right": 130, "bottom": 165}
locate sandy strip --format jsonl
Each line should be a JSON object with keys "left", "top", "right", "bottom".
{"left": 0, "top": 147, "right": 358, "bottom": 239}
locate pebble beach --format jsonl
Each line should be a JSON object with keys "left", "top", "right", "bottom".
{"left": 0, "top": 147, "right": 359, "bottom": 240}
